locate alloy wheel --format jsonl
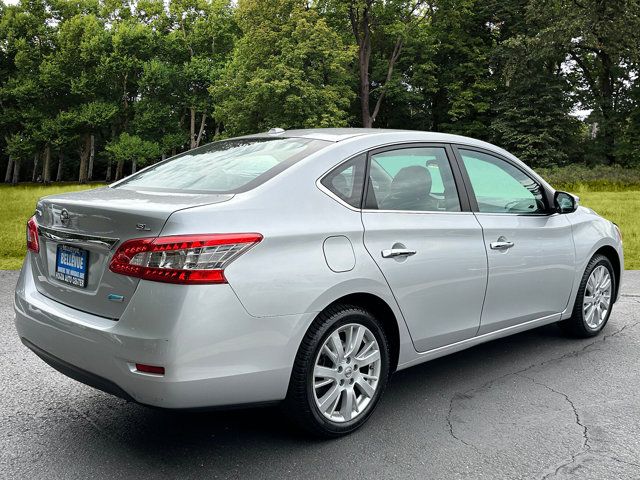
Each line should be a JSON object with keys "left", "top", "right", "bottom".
{"left": 583, "top": 265, "right": 612, "bottom": 330}
{"left": 312, "top": 323, "right": 382, "bottom": 423}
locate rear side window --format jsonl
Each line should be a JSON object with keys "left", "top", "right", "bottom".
{"left": 116, "top": 138, "right": 329, "bottom": 193}
{"left": 366, "top": 147, "right": 461, "bottom": 212}
{"left": 320, "top": 154, "right": 367, "bottom": 208}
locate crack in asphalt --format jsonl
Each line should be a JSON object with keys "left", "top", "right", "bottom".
{"left": 515, "top": 374, "right": 590, "bottom": 480}
{"left": 444, "top": 319, "right": 640, "bottom": 458}
{"left": 609, "top": 456, "right": 640, "bottom": 469}
{"left": 446, "top": 394, "right": 484, "bottom": 457}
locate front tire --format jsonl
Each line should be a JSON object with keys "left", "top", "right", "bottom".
{"left": 285, "top": 304, "right": 390, "bottom": 437}
{"left": 559, "top": 254, "right": 616, "bottom": 338}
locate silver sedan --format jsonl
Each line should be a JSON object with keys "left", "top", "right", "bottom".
{"left": 14, "top": 129, "right": 624, "bottom": 436}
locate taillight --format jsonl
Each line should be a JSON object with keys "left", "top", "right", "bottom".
{"left": 109, "top": 233, "right": 262, "bottom": 284}
{"left": 26, "top": 216, "right": 39, "bottom": 253}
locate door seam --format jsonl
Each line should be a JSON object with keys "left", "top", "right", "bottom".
{"left": 472, "top": 212, "right": 490, "bottom": 337}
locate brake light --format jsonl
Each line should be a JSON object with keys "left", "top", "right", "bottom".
{"left": 109, "top": 233, "right": 262, "bottom": 284}
{"left": 26, "top": 216, "right": 39, "bottom": 253}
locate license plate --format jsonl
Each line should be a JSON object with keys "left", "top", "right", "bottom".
{"left": 55, "top": 245, "right": 88, "bottom": 288}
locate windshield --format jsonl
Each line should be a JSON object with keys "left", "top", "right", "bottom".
{"left": 115, "top": 137, "right": 329, "bottom": 193}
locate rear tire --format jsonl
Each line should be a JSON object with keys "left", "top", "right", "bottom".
{"left": 559, "top": 254, "right": 615, "bottom": 338}
{"left": 285, "top": 304, "right": 390, "bottom": 437}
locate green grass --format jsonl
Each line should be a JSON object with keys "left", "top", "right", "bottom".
{"left": 538, "top": 165, "right": 640, "bottom": 192}
{"left": 0, "top": 183, "right": 638, "bottom": 270}
{"left": 0, "top": 184, "right": 102, "bottom": 270}
{"left": 569, "top": 188, "right": 639, "bottom": 269}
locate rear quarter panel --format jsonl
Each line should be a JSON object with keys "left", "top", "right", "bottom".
{"left": 158, "top": 139, "right": 419, "bottom": 365}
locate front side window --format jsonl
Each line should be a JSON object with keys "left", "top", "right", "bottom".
{"left": 320, "top": 154, "right": 366, "bottom": 208}
{"left": 366, "top": 147, "right": 461, "bottom": 212}
{"left": 460, "top": 149, "right": 547, "bottom": 214}
{"left": 116, "top": 137, "right": 329, "bottom": 193}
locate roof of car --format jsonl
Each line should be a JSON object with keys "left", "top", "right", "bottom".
{"left": 242, "top": 128, "right": 540, "bottom": 176}
{"left": 248, "top": 128, "right": 504, "bottom": 151}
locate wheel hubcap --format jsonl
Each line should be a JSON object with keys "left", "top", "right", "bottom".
{"left": 583, "top": 265, "right": 612, "bottom": 330}
{"left": 312, "top": 323, "right": 381, "bottom": 423}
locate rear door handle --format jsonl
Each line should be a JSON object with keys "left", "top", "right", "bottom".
{"left": 490, "top": 241, "right": 515, "bottom": 250}
{"left": 381, "top": 248, "right": 417, "bottom": 258}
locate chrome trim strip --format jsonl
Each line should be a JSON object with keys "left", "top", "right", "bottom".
{"left": 362, "top": 208, "right": 473, "bottom": 215}
{"left": 38, "top": 226, "right": 119, "bottom": 250}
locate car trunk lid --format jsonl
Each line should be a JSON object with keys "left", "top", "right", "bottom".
{"left": 30, "top": 186, "right": 233, "bottom": 319}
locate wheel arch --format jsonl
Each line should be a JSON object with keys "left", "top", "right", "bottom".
{"left": 321, "top": 293, "right": 401, "bottom": 373}
{"left": 594, "top": 245, "right": 622, "bottom": 301}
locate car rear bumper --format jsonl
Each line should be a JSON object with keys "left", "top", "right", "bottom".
{"left": 14, "top": 259, "right": 313, "bottom": 409}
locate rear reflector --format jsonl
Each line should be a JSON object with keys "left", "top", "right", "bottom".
{"left": 109, "top": 233, "right": 262, "bottom": 284}
{"left": 27, "top": 215, "right": 39, "bottom": 253}
{"left": 135, "top": 363, "right": 165, "bottom": 375}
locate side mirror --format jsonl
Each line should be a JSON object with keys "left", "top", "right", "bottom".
{"left": 554, "top": 191, "right": 578, "bottom": 214}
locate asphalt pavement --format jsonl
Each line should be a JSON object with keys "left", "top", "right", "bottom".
{"left": 1, "top": 269, "right": 639, "bottom": 479}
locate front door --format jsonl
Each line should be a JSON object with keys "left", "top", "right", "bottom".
{"left": 456, "top": 147, "right": 575, "bottom": 334}
{"left": 361, "top": 145, "right": 488, "bottom": 352}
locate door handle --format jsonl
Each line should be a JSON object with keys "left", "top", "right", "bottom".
{"left": 490, "top": 241, "right": 515, "bottom": 250}
{"left": 381, "top": 248, "right": 417, "bottom": 258}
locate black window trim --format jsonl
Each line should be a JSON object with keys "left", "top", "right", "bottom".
{"left": 318, "top": 152, "right": 368, "bottom": 210}
{"left": 451, "top": 144, "right": 556, "bottom": 216}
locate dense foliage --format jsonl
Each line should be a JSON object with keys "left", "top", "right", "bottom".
{"left": 1, "top": 0, "right": 639, "bottom": 184}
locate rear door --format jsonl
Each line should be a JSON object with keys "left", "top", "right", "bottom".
{"left": 361, "top": 144, "right": 487, "bottom": 352}
{"left": 454, "top": 147, "right": 575, "bottom": 334}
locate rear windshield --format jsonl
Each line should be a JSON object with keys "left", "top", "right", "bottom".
{"left": 115, "top": 137, "right": 329, "bottom": 193}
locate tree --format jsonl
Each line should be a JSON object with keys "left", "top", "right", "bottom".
{"left": 166, "top": 0, "right": 236, "bottom": 149}
{"left": 105, "top": 132, "right": 160, "bottom": 179}
{"left": 488, "top": 0, "right": 582, "bottom": 167}
{"left": 212, "top": 0, "right": 354, "bottom": 136}
{"left": 531, "top": 0, "right": 640, "bottom": 164}
{"left": 321, "top": 0, "right": 434, "bottom": 127}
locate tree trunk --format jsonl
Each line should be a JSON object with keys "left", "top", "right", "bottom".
{"left": 115, "top": 159, "right": 124, "bottom": 180}
{"left": 56, "top": 152, "right": 64, "bottom": 181}
{"left": 358, "top": 27, "right": 372, "bottom": 128}
{"left": 78, "top": 134, "right": 91, "bottom": 183}
{"left": 105, "top": 160, "right": 112, "bottom": 182}
{"left": 42, "top": 145, "right": 51, "bottom": 184}
{"left": 11, "top": 159, "right": 20, "bottom": 185}
{"left": 5, "top": 157, "right": 14, "bottom": 183}
{"left": 88, "top": 134, "right": 95, "bottom": 180}
{"left": 31, "top": 152, "right": 39, "bottom": 182}
{"left": 161, "top": 153, "right": 166, "bottom": 161}
{"left": 348, "top": 1, "right": 373, "bottom": 128}
{"left": 132, "top": 158, "right": 137, "bottom": 174}
{"left": 195, "top": 113, "right": 206, "bottom": 147}
{"left": 190, "top": 107, "right": 196, "bottom": 149}
{"left": 598, "top": 50, "right": 615, "bottom": 165}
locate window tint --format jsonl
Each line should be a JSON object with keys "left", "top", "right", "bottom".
{"left": 366, "top": 147, "right": 461, "bottom": 212}
{"left": 117, "top": 137, "right": 329, "bottom": 193}
{"left": 320, "top": 154, "right": 366, "bottom": 208}
{"left": 460, "top": 149, "right": 546, "bottom": 214}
